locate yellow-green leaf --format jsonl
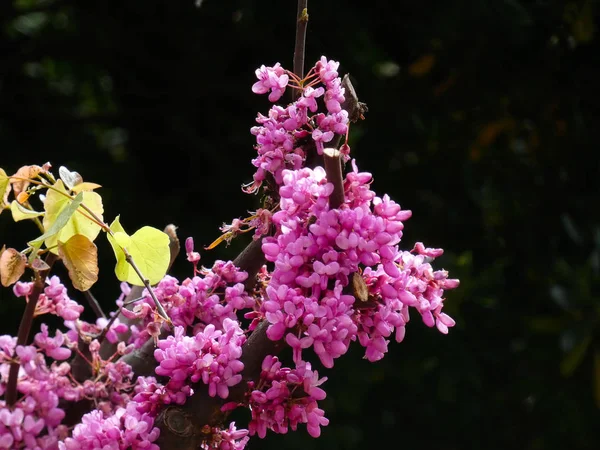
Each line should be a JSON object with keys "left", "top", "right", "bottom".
{"left": 107, "top": 216, "right": 127, "bottom": 277}
{"left": 28, "top": 191, "right": 84, "bottom": 261}
{"left": 43, "top": 180, "right": 103, "bottom": 254}
{"left": 108, "top": 215, "right": 126, "bottom": 234}
{"left": 57, "top": 234, "right": 99, "bottom": 291}
{"left": 72, "top": 182, "right": 102, "bottom": 193}
{"left": 107, "top": 217, "right": 170, "bottom": 286}
{"left": 0, "top": 168, "right": 10, "bottom": 213}
{"left": 0, "top": 247, "right": 26, "bottom": 287}
{"left": 10, "top": 200, "right": 43, "bottom": 222}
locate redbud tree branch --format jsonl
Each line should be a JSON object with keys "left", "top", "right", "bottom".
{"left": 64, "top": 75, "right": 363, "bottom": 448}
{"left": 5, "top": 252, "right": 57, "bottom": 408}
{"left": 151, "top": 126, "right": 352, "bottom": 450}
{"left": 152, "top": 45, "right": 366, "bottom": 450}
{"left": 152, "top": 4, "right": 315, "bottom": 446}
{"left": 152, "top": 65, "right": 357, "bottom": 450}
{"left": 292, "top": 0, "right": 308, "bottom": 100}
{"left": 64, "top": 0, "right": 361, "bottom": 444}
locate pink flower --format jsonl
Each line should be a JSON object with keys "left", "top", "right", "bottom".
{"left": 185, "top": 236, "right": 201, "bottom": 265}
{"left": 34, "top": 324, "right": 71, "bottom": 360}
{"left": 315, "top": 56, "right": 340, "bottom": 83}
{"left": 13, "top": 281, "right": 33, "bottom": 298}
{"left": 252, "top": 63, "right": 289, "bottom": 102}
{"left": 298, "top": 86, "right": 324, "bottom": 112}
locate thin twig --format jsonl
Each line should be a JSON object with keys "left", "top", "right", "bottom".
{"left": 96, "top": 296, "right": 143, "bottom": 345}
{"left": 83, "top": 290, "right": 106, "bottom": 319}
{"left": 120, "top": 249, "right": 171, "bottom": 323}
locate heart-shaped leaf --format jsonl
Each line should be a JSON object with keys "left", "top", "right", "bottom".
{"left": 58, "top": 234, "right": 99, "bottom": 291}
{"left": 107, "top": 216, "right": 170, "bottom": 286}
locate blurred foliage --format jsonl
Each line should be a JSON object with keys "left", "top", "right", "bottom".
{"left": 1, "top": 0, "right": 600, "bottom": 449}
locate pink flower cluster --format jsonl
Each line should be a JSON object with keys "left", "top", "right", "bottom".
{"left": 154, "top": 319, "right": 246, "bottom": 400}
{"left": 117, "top": 257, "right": 254, "bottom": 350}
{"left": 13, "top": 276, "right": 84, "bottom": 322}
{"left": 246, "top": 56, "right": 349, "bottom": 193}
{"left": 255, "top": 155, "right": 459, "bottom": 367}
{"left": 131, "top": 376, "right": 182, "bottom": 417}
{"left": 0, "top": 330, "right": 76, "bottom": 449}
{"left": 59, "top": 402, "right": 159, "bottom": 450}
{"left": 358, "top": 245, "right": 460, "bottom": 361}
{"left": 2, "top": 276, "right": 160, "bottom": 449}
{"left": 245, "top": 356, "right": 328, "bottom": 439}
{"left": 0, "top": 402, "right": 68, "bottom": 450}
{"left": 3, "top": 257, "right": 254, "bottom": 450}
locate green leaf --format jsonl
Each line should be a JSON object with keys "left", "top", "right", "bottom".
{"left": 107, "top": 216, "right": 170, "bottom": 286}
{"left": 10, "top": 200, "right": 43, "bottom": 222}
{"left": 108, "top": 215, "right": 126, "bottom": 234}
{"left": 42, "top": 180, "right": 103, "bottom": 253}
{"left": 28, "top": 192, "right": 84, "bottom": 261}
{"left": 106, "top": 216, "right": 127, "bottom": 280}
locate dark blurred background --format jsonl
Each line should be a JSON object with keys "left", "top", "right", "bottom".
{"left": 1, "top": 0, "right": 600, "bottom": 449}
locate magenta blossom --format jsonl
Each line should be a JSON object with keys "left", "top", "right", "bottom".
{"left": 252, "top": 63, "right": 289, "bottom": 102}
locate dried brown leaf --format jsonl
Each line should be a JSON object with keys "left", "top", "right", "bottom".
{"left": 11, "top": 165, "right": 44, "bottom": 197}
{"left": 0, "top": 247, "right": 27, "bottom": 287}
